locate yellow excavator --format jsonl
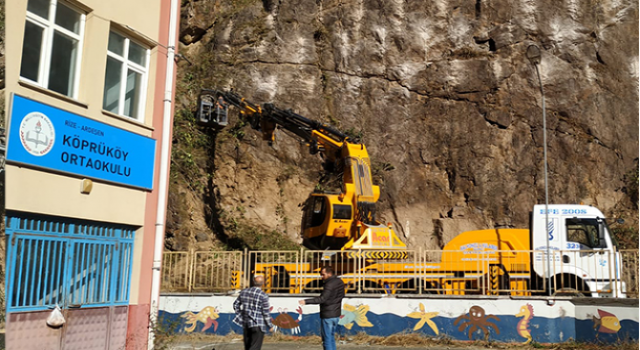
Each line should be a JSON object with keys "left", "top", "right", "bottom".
{"left": 197, "top": 89, "right": 406, "bottom": 254}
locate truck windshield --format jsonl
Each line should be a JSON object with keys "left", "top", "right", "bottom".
{"left": 566, "top": 218, "right": 607, "bottom": 249}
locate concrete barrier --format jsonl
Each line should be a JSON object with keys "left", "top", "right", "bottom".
{"left": 159, "top": 294, "right": 638, "bottom": 344}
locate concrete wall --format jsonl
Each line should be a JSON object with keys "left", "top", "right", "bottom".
{"left": 159, "top": 294, "right": 639, "bottom": 344}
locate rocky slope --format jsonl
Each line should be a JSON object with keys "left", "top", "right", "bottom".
{"left": 167, "top": 0, "right": 639, "bottom": 252}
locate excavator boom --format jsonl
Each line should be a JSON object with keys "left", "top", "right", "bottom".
{"left": 197, "top": 89, "right": 406, "bottom": 253}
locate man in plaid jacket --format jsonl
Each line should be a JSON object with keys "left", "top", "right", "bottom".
{"left": 233, "top": 275, "right": 274, "bottom": 350}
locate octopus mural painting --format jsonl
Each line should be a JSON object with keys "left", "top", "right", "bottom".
{"left": 515, "top": 304, "right": 534, "bottom": 344}
{"left": 454, "top": 305, "right": 500, "bottom": 340}
{"left": 182, "top": 306, "right": 220, "bottom": 333}
{"left": 339, "top": 304, "right": 373, "bottom": 329}
{"left": 270, "top": 306, "right": 304, "bottom": 334}
{"left": 407, "top": 302, "right": 439, "bottom": 335}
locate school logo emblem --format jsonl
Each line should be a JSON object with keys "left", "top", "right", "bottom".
{"left": 19, "top": 112, "right": 55, "bottom": 156}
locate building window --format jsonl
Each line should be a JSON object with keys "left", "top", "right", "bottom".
{"left": 103, "top": 31, "right": 150, "bottom": 121}
{"left": 20, "top": 0, "right": 86, "bottom": 98}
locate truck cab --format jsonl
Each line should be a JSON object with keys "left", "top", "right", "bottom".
{"left": 531, "top": 204, "right": 625, "bottom": 297}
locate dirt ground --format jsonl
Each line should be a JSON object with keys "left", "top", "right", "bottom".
{"left": 167, "top": 342, "right": 489, "bottom": 350}
{"left": 161, "top": 333, "right": 639, "bottom": 350}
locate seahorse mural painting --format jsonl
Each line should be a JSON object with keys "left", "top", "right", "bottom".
{"left": 181, "top": 306, "right": 219, "bottom": 333}
{"left": 515, "top": 304, "right": 534, "bottom": 344}
{"left": 407, "top": 302, "right": 439, "bottom": 335}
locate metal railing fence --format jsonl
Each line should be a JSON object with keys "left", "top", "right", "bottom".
{"left": 161, "top": 251, "right": 191, "bottom": 292}
{"left": 161, "top": 248, "right": 639, "bottom": 298}
{"left": 161, "top": 250, "right": 243, "bottom": 292}
{"left": 620, "top": 249, "right": 639, "bottom": 298}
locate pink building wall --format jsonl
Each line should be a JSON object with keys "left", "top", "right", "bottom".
{"left": 126, "top": 0, "right": 178, "bottom": 348}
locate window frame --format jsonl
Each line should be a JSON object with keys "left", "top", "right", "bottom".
{"left": 332, "top": 204, "right": 353, "bottom": 220}
{"left": 103, "top": 30, "right": 151, "bottom": 122}
{"left": 304, "top": 196, "right": 327, "bottom": 228}
{"left": 21, "top": 0, "right": 86, "bottom": 99}
{"left": 566, "top": 218, "right": 606, "bottom": 249}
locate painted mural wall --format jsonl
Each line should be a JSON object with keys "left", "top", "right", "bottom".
{"left": 159, "top": 295, "right": 639, "bottom": 344}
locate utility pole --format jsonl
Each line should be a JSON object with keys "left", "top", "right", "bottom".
{"left": 526, "top": 44, "right": 552, "bottom": 296}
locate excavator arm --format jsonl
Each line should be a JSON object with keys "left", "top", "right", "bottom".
{"left": 197, "top": 89, "right": 406, "bottom": 253}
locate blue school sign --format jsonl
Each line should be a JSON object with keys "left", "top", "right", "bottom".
{"left": 7, "top": 94, "right": 156, "bottom": 190}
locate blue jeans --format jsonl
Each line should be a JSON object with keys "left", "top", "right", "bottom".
{"left": 320, "top": 317, "right": 340, "bottom": 350}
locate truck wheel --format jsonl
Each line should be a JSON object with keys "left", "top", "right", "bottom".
{"left": 395, "top": 279, "right": 419, "bottom": 294}
{"left": 271, "top": 266, "right": 290, "bottom": 293}
{"left": 551, "top": 275, "right": 591, "bottom": 297}
{"left": 552, "top": 288, "right": 585, "bottom": 297}
{"left": 303, "top": 279, "right": 323, "bottom": 293}
{"left": 349, "top": 281, "right": 380, "bottom": 294}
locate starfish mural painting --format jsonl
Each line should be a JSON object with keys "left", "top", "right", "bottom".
{"left": 407, "top": 302, "right": 439, "bottom": 335}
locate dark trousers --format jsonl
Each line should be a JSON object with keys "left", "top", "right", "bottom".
{"left": 243, "top": 326, "right": 265, "bottom": 350}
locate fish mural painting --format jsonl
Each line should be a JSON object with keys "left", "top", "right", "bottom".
{"left": 407, "top": 302, "right": 439, "bottom": 335}
{"left": 339, "top": 304, "right": 373, "bottom": 330}
{"left": 454, "top": 305, "right": 500, "bottom": 340}
{"left": 593, "top": 309, "right": 621, "bottom": 334}
{"left": 515, "top": 304, "right": 534, "bottom": 344}
{"left": 271, "top": 306, "right": 304, "bottom": 334}
{"left": 182, "top": 306, "right": 219, "bottom": 333}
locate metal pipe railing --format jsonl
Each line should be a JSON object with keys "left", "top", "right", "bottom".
{"left": 160, "top": 248, "right": 639, "bottom": 298}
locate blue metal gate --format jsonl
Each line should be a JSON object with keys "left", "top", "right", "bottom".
{"left": 5, "top": 212, "right": 136, "bottom": 313}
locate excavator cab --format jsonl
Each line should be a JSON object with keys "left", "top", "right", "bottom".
{"left": 197, "top": 93, "right": 228, "bottom": 128}
{"left": 301, "top": 192, "right": 406, "bottom": 252}
{"left": 302, "top": 193, "right": 354, "bottom": 250}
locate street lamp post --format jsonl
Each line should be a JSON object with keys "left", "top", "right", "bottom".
{"left": 526, "top": 44, "right": 552, "bottom": 296}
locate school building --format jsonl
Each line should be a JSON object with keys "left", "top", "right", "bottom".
{"left": 3, "top": 0, "right": 179, "bottom": 348}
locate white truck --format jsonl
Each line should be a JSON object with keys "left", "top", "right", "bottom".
{"left": 530, "top": 204, "right": 626, "bottom": 297}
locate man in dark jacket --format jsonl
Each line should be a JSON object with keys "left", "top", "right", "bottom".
{"left": 299, "top": 266, "right": 345, "bottom": 350}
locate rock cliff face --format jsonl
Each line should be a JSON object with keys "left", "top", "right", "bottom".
{"left": 168, "top": 0, "right": 638, "bottom": 251}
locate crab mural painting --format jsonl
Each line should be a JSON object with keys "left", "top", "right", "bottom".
{"left": 454, "top": 305, "right": 500, "bottom": 340}
{"left": 181, "top": 306, "right": 220, "bottom": 333}
{"left": 271, "top": 306, "right": 303, "bottom": 334}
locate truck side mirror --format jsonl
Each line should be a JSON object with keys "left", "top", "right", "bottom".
{"left": 596, "top": 218, "right": 608, "bottom": 249}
